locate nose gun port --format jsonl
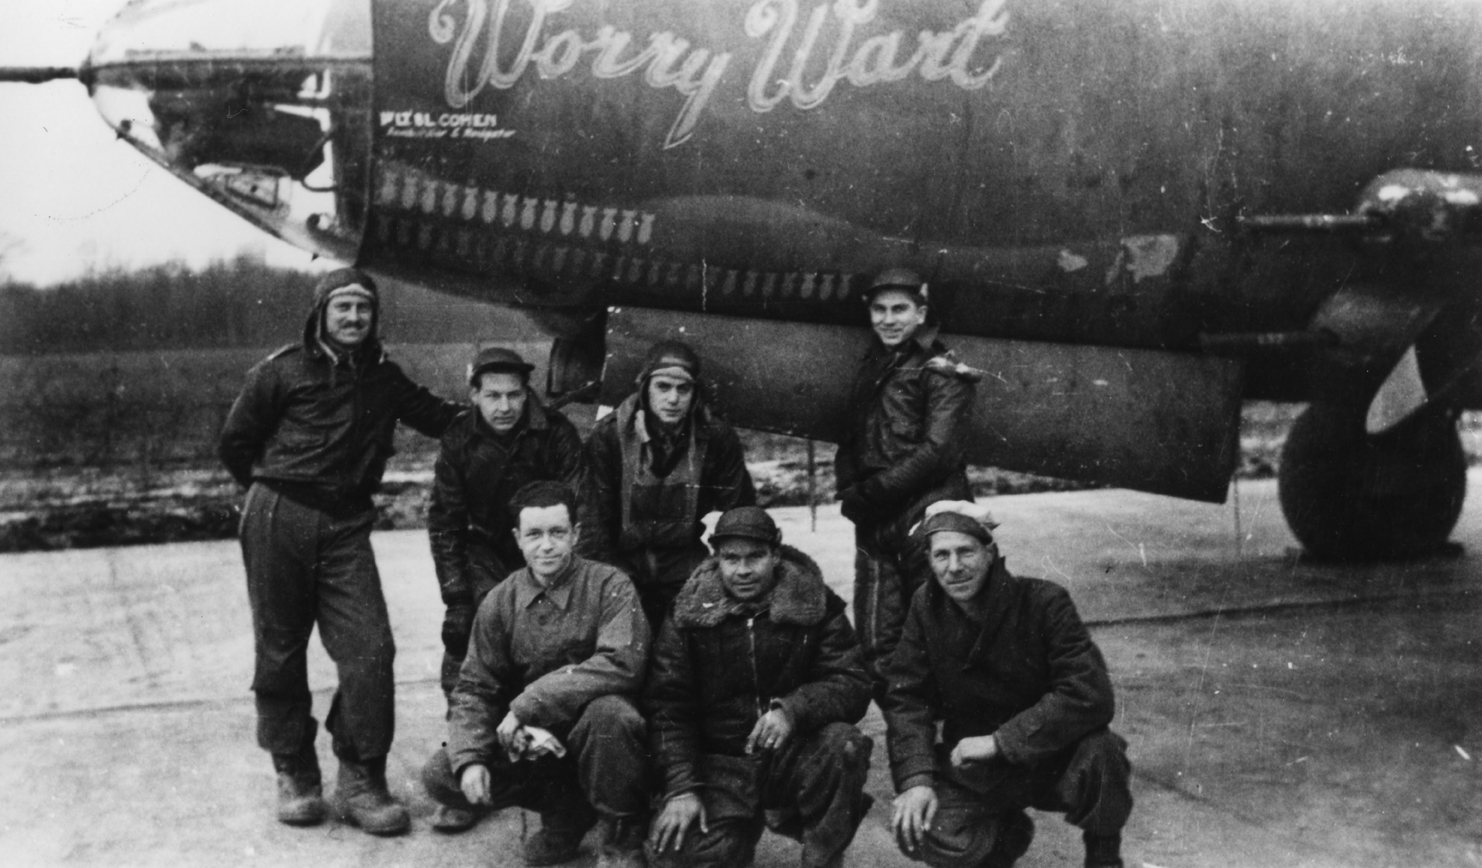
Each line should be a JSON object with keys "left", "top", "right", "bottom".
{"left": 85, "top": 0, "right": 374, "bottom": 263}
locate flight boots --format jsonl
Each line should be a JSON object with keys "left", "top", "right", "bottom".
{"left": 271, "top": 748, "right": 326, "bottom": 826}
{"left": 596, "top": 813, "right": 649, "bottom": 868}
{"left": 334, "top": 755, "right": 410, "bottom": 836}
{"left": 430, "top": 802, "right": 483, "bottom": 833}
{"left": 524, "top": 807, "right": 598, "bottom": 865}
{"left": 811, "top": 793, "right": 876, "bottom": 868}
{"left": 272, "top": 721, "right": 326, "bottom": 827}
{"left": 984, "top": 810, "right": 1034, "bottom": 868}
{"left": 1083, "top": 831, "right": 1124, "bottom": 868}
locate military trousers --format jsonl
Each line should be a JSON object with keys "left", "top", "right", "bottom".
{"left": 438, "top": 546, "right": 508, "bottom": 706}
{"left": 904, "top": 730, "right": 1133, "bottom": 868}
{"left": 853, "top": 522, "right": 928, "bottom": 705}
{"left": 423, "top": 695, "right": 650, "bottom": 822}
{"left": 615, "top": 542, "right": 709, "bottom": 630}
{"left": 239, "top": 483, "right": 396, "bottom": 761}
{"left": 647, "top": 723, "right": 874, "bottom": 868}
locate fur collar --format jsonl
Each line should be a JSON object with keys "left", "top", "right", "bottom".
{"left": 672, "top": 544, "right": 828, "bottom": 628}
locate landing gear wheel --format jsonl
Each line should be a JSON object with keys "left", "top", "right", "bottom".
{"left": 1278, "top": 403, "right": 1466, "bottom": 561}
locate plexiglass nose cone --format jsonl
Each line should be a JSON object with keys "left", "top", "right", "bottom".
{"left": 87, "top": 0, "right": 374, "bottom": 262}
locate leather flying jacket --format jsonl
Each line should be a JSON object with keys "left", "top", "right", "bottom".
{"left": 834, "top": 325, "right": 976, "bottom": 532}
{"left": 427, "top": 395, "right": 585, "bottom": 605}
{"left": 645, "top": 545, "right": 871, "bottom": 796}
{"left": 218, "top": 295, "right": 459, "bottom": 511}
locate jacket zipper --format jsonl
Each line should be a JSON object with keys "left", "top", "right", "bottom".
{"left": 747, "top": 616, "right": 764, "bottom": 720}
{"left": 870, "top": 558, "right": 881, "bottom": 656}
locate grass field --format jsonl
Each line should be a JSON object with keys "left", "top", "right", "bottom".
{"left": 8, "top": 343, "right": 1482, "bottom": 551}
{"left": 0, "top": 342, "right": 546, "bottom": 469}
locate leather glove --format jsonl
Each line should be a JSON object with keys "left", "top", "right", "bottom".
{"left": 838, "top": 486, "right": 871, "bottom": 524}
{"left": 839, "top": 477, "right": 886, "bottom": 523}
{"left": 441, "top": 602, "right": 477, "bottom": 658}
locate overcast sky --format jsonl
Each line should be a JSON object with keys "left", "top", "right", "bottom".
{"left": 0, "top": 1, "right": 324, "bottom": 286}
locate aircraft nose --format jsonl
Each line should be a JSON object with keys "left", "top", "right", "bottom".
{"left": 85, "top": 0, "right": 374, "bottom": 263}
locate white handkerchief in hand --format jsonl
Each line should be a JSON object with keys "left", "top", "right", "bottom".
{"left": 523, "top": 726, "right": 567, "bottom": 759}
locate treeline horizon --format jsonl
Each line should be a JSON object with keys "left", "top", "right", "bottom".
{"left": 0, "top": 255, "right": 538, "bottom": 356}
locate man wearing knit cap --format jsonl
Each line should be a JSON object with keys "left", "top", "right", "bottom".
{"left": 645, "top": 506, "right": 874, "bottom": 868}
{"left": 220, "top": 267, "right": 461, "bottom": 835}
{"left": 579, "top": 340, "right": 756, "bottom": 627}
{"left": 425, "top": 346, "right": 585, "bottom": 832}
{"left": 835, "top": 268, "right": 978, "bottom": 707}
{"left": 882, "top": 505, "right": 1133, "bottom": 868}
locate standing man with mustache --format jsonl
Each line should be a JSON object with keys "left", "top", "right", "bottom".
{"left": 425, "top": 346, "right": 585, "bottom": 832}
{"left": 219, "top": 268, "right": 461, "bottom": 835}
{"left": 834, "top": 269, "right": 978, "bottom": 706}
{"left": 579, "top": 340, "right": 756, "bottom": 628}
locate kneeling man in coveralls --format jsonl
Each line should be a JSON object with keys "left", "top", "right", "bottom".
{"left": 884, "top": 505, "right": 1132, "bottom": 868}
{"left": 422, "top": 481, "right": 651, "bottom": 868}
{"left": 645, "top": 506, "right": 874, "bottom": 868}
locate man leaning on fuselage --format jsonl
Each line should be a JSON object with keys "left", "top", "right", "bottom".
{"left": 579, "top": 340, "right": 756, "bottom": 628}
{"left": 422, "top": 480, "right": 651, "bottom": 868}
{"left": 218, "top": 268, "right": 461, "bottom": 835}
{"left": 835, "top": 268, "right": 978, "bottom": 705}
{"left": 883, "top": 505, "right": 1133, "bottom": 868}
{"left": 426, "top": 346, "right": 585, "bottom": 832}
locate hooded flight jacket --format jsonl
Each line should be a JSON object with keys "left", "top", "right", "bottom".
{"left": 218, "top": 281, "right": 459, "bottom": 512}
{"left": 579, "top": 391, "right": 755, "bottom": 579}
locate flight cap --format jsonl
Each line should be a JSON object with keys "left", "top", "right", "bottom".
{"left": 314, "top": 267, "right": 379, "bottom": 306}
{"left": 711, "top": 506, "right": 781, "bottom": 547}
{"left": 637, "top": 340, "right": 701, "bottom": 385}
{"left": 469, "top": 346, "right": 535, "bottom": 385}
{"left": 920, "top": 510, "right": 996, "bottom": 546}
{"left": 864, "top": 267, "right": 927, "bottom": 304}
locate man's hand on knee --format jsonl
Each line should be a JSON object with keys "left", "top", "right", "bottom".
{"left": 949, "top": 734, "right": 999, "bottom": 767}
{"left": 649, "top": 792, "right": 707, "bottom": 853}
{"left": 891, "top": 785, "right": 938, "bottom": 855}
{"left": 459, "top": 763, "right": 492, "bottom": 806}
{"left": 745, "top": 706, "right": 794, "bottom": 755}
{"left": 496, "top": 710, "right": 530, "bottom": 760}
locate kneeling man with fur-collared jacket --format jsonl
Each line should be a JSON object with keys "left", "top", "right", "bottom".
{"left": 644, "top": 506, "right": 874, "bottom": 868}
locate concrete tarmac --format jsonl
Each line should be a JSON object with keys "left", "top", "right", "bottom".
{"left": 4, "top": 476, "right": 1482, "bottom": 867}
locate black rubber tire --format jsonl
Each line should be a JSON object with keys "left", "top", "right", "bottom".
{"left": 1278, "top": 403, "right": 1467, "bottom": 561}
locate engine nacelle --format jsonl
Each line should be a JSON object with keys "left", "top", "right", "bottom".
{"left": 599, "top": 307, "right": 1244, "bottom": 502}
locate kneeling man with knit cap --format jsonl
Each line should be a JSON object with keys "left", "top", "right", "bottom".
{"left": 883, "top": 503, "right": 1133, "bottom": 868}
{"left": 422, "top": 480, "right": 652, "bottom": 868}
{"left": 645, "top": 506, "right": 874, "bottom": 868}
